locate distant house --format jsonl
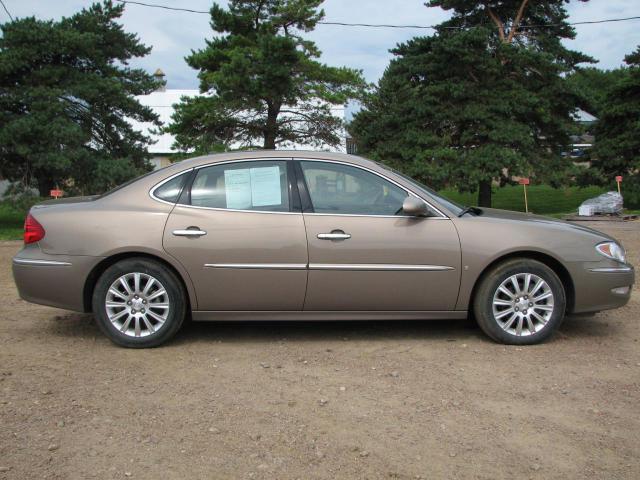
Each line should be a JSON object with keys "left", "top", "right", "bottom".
{"left": 567, "top": 109, "right": 597, "bottom": 160}
{"left": 132, "top": 86, "right": 198, "bottom": 170}
{"left": 132, "top": 69, "right": 348, "bottom": 170}
{"left": 574, "top": 109, "right": 597, "bottom": 125}
{"left": 346, "top": 134, "right": 358, "bottom": 154}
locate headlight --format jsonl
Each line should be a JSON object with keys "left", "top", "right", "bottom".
{"left": 595, "top": 241, "right": 626, "bottom": 263}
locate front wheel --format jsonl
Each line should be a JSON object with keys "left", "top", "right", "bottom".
{"left": 92, "top": 258, "right": 186, "bottom": 348}
{"left": 473, "top": 258, "right": 566, "bottom": 345}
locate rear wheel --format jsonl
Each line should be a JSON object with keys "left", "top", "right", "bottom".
{"left": 92, "top": 258, "right": 186, "bottom": 348}
{"left": 473, "top": 258, "right": 566, "bottom": 345}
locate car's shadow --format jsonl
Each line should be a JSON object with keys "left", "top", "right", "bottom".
{"left": 42, "top": 311, "right": 619, "bottom": 345}
{"left": 173, "top": 318, "right": 482, "bottom": 345}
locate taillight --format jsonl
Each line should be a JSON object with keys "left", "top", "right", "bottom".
{"left": 24, "top": 213, "right": 45, "bottom": 244}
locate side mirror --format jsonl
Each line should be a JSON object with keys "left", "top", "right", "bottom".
{"left": 402, "top": 197, "right": 429, "bottom": 217}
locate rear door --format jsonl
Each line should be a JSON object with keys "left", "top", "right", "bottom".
{"left": 296, "top": 159, "right": 461, "bottom": 311}
{"left": 162, "top": 159, "right": 308, "bottom": 311}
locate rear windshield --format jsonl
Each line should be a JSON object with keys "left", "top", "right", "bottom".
{"left": 99, "top": 166, "right": 172, "bottom": 198}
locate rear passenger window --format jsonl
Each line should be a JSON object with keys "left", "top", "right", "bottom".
{"left": 153, "top": 171, "right": 190, "bottom": 203}
{"left": 190, "top": 161, "right": 290, "bottom": 212}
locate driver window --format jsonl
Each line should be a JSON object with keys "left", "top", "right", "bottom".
{"left": 300, "top": 161, "right": 407, "bottom": 215}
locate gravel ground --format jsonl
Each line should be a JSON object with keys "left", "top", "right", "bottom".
{"left": 1, "top": 220, "right": 639, "bottom": 480}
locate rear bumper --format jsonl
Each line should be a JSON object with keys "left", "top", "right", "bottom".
{"left": 12, "top": 248, "right": 102, "bottom": 312}
{"left": 567, "top": 261, "right": 635, "bottom": 314}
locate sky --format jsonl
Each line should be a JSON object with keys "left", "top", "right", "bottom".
{"left": 1, "top": 0, "right": 639, "bottom": 90}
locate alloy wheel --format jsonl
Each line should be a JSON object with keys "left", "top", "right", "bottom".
{"left": 491, "top": 273, "right": 555, "bottom": 337}
{"left": 105, "top": 272, "right": 170, "bottom": 337}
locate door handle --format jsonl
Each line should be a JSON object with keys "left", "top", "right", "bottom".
{"left": 172, "top": 228, "right": 207, "bottom": 237}
{"left": 317, "top": 230, "right": 351, "bottom": 241}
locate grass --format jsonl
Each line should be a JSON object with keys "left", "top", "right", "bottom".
{"left": 0, "top": 185, "right": 633, "bottom": 241}
{"left": 0, "top": 226, "right": 24, "bottom": 241}
{"left": 438, "top": 184, "right": 609, "bottom": 215}
{"left": 0, "top": 202, "right": 26, "bottom": 241}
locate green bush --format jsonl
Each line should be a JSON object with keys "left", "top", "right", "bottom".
{"left": 616, "top": 176, "right": 640, "bottom": 209}
{"left": 3, "top": 193, "right": 44, "bottom": 216}
{"left": 0, "top": 202, "right": 28, "bottom": 224}
{"left": 0, "top": 194, "right": 44, "bottom": 240}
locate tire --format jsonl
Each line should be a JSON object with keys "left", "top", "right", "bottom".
{"left": 473, "top": 258, "right": 566, "bottom": 345}
{"left": 92, "top": 257, "right": 187, "bottom": 348}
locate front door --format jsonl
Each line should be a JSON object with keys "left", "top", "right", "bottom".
{"left": 163, "top": 159, "right": 308, "bottom": 311}
{"left": 297, "top": 160, "right": 461, "bottom": 311}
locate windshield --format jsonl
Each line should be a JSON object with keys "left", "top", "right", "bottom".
{"left": 374, "top": 162, "right": 465, "bottom": 215}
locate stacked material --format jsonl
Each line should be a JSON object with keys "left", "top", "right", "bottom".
{"left": 578, "top": 192, "right": 623, "bottom": 216}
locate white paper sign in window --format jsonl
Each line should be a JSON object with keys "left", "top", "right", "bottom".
{"left": 224, "top": 166, "right": 282, "bottom": 209}
{"left": 224, "top": 169, "right": 252, "bottom": 209}
{"left": 250, "top": 166, "right": 281, "bottom": 207}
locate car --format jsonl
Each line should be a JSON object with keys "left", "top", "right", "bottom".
{"left": 12, "top": 151, "right": 635, "bottom": 348}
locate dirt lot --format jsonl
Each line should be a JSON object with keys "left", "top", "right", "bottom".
{"left": 1, "top": 221, "right": 639, "bottom": 480}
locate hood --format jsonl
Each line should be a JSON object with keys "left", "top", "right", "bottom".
{"left": 474, "top": 207, "right": 615, "bottom": 241}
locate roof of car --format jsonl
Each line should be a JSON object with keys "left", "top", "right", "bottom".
{"left": 106, "top": 149, "right": 457, "bottom": 219}
{"left": 175, "top": 150, "right": 375, "bottom": 169}
{"left": 126, "top": 150, "right": 382, "bottom": 200}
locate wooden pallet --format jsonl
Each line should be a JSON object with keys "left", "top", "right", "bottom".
{"left": 563, "top": 213, "right": 638, "bottom": 222}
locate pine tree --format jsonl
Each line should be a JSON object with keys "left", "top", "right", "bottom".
{"left": 593, "top": 47, "right": 640, "bottom": 178}
{"left": 350, "top": 0, "right": 592, "bottom": 207}
{"left": 566, "top": 67, "right": 628, "bottom": 118}
{"left": 0, "top": 1, "right": 161, "bottom": 196}
{"left": 168, "top": 0, "right": 366, "bottom": 151}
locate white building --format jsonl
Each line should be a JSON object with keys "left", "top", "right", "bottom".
{"left": 132, "top": 88, "right": 198, "bottom": 169}
{"left": 133, "top": 71, "right": 347, "bottom": 170}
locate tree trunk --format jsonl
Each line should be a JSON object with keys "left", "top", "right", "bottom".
{"left": 263, "top": 129, "right": 276, "bottom": 149}
{"left": 477, "top": 180, "right": 492, "bottom": 208}
{"left": 263, "top": 102, "right": 279, "bottom": 150}
{"left": 37, "top": 176, "right": 55, "bottom": 198}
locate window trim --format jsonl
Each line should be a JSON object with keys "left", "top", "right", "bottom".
{"left": 149, "top": 168, "right": 194, "bottom": 206}
{"left": 295, "top": 158, "right": 448, "bottom": 219}
{"left": 293, "top": 161, "right": 314, "bottom": 213}
{"left": 149, "top": 157, "right": 450, "bottom": 219}
{"left": 150, "top": 159, "right": 300, "bottom": 215}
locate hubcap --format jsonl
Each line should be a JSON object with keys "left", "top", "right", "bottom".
{"left": 492, "top": 273, "right": 554, "bottom": 337}
{"left": 105, "top": 273, "right": 170, "bottom": 338}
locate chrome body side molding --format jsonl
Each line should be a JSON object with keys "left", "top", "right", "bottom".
{"left": 203, "top": 263, "right": 454, "bottom": 271}
{"left": 204, "top": 263, "right": 307, "bottom": 270}
{"left": 13, "top": 258, "right": 72, "bottom": 267}
{"left": 589, "top": 266, "right": 633, "bottom": 273}
{"left": 308, "top": 263, "right": 454, "bottom": 271}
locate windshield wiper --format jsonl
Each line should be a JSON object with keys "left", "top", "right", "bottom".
{"left": 458, "top": 206, "right": 482, "bottom": 217}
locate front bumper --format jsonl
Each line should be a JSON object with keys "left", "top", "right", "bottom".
{"left": 567, "top": 261, "right": 635, "bottom": 314}
{"left": 12, "top": 246, "right": 103, "bottom": 312}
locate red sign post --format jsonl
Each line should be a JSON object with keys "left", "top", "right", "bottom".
{"left": 615, "top": 175, "right": 623, "bottom": 195}
{"left": 50, "top": 189, "right": 63, "bottom": 199}
{"left": 519, "top": 178, "right": 530, "bottom": 213}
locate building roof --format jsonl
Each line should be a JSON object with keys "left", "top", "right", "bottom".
{"left": 575, "top": 109, "right": 597, "bottom": 123}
